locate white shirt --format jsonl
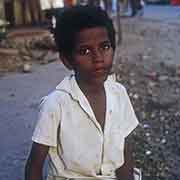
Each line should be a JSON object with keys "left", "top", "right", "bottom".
{"left": 32, "top": 75, "right": 139, "bottom": 180}
{"left": 40, "top": 0, "right": 64, "bottom": 10}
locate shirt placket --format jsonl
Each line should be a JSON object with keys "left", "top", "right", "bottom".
{"left": 71, "top": 76, "right": 112, "bottom": 175}
{"left": 100, "top": 86, "right": 114, "bottom": 176}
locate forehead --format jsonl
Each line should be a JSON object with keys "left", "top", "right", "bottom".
{"left": 75, "top": 27, "right": 109, "bottom": 46}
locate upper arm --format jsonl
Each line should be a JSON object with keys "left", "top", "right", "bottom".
{"left": 32, "top": 94, "right": 61, "bottom": 147}
{"left": 25, "top": 94, "right": 61, "bottom": 179}
{"left": 27, "top": 142, "right": 49, "bottom": 168}
{"left": 25, "top": 142, "right": 49, "bottom": 180}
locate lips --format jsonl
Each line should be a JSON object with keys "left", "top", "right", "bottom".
{"left": 95, "top": 69, "right": 105, "bottom": 73}
{"left": 93, "top": 68, "right": 107, "bottom": 76}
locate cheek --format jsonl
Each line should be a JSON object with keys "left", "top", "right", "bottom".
{"left": 73, "top": 57, "right": 93, "bottom": 71}
{"left": 105, "top": 52, "right": 113, "bottom": 66}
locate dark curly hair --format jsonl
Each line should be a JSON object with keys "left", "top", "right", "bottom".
{"left": 54, "top": 5, "right": 116, "bottom": 60}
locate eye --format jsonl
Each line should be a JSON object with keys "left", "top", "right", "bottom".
{"left": 100, "top": 42, "right": 112, "bottom": 51}
{"left": 78, "top": 48, "right": 91, "bottom": 56}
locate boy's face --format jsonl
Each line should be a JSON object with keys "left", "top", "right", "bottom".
{"left": 70, "top": 27, "right": 114, "bottom": 85}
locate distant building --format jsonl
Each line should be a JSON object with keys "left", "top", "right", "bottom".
{"left": 40, "top": 0, "right": 64, "bottom": 10}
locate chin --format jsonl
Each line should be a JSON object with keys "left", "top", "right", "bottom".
{"left": 93, "top": 75, "right": 108, "bottom": 85}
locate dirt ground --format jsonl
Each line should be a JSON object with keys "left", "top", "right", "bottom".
{"left": 0, "top": 17, "right": 180, "bottom": 180}
{"left": 115, "top": 18, "right": 180, "bottom": 180}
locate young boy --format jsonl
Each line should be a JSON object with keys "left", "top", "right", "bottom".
{"left": 25, "top": 5, "right": 139, "bottom": 180}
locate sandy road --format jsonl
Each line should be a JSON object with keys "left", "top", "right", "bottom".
{"left": 0, "top": 61, "right": 69, "bottom": 180}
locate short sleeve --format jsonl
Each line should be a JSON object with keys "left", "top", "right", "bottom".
{"left": 119, "top": 85, "right": 139, "bottom": 138}
{"left": 32, "top": 95, "right": 61, "bottom": 147}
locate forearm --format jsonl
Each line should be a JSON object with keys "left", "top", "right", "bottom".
{"left": 25, "top": 159, "right": 43, "bottom": 180}
{"left": 25, "top": 143, "right": 49, "bottom": 180}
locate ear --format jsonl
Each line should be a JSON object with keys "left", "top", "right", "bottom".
{"left": 59, "top": 54, "right": 73, "bottom": 70}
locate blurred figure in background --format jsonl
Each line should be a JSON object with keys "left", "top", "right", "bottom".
{"left": 84, "top": 0, "right": 144, "bottom": 17}
{"left": 39, "top": 0, "right": 64, "bottom": 29}
{"left": 116, "top": 0, "right": 144, "bottom": 17}
{"left": 130, "top": 0, "right": 144, "bottom": 17}
{"left": 64, "top": 0, "right": 77, "bottom": 6}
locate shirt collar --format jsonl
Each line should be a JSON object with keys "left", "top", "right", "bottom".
{"left": 56, "top": 74, "right": 115, "bottom": 100}
{"left": 56, "top": 74, "right": 116, "bottom": 133}
{"left": 56, "top": 74, "right": 96, "bottom": 121}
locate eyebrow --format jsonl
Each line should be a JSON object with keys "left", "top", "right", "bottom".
{"left": 77, "top": 40, "right": 111, "bottom": 48}
{"left": 101, "top": 40, "right": 111, "bottom": 44}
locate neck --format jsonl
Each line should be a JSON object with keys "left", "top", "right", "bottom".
{"left": 75, "top": 76, "right": 105, "bottom": 95}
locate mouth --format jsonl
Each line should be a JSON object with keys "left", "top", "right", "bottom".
{"left": 93, "top": 68, "right": 108, "bottom": 76}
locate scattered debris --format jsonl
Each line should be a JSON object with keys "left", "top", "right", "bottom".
{"left": 112, "top": 18, "right": 180, "bottom": 180}
{"left": 0, "top": 29, "right": 57, "bottom": 74}
{"left": 23, "top": 63, "right": 32, "bottom": 73}
{"left": 114, "top": 52, "right": 180, "bottom": 180}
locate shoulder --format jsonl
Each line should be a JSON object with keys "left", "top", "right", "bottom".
{"left": 105, "top": 78, "right": 127, "bottom": 96}
{"left": 39, "top": 90, "right": 63, "bottom": 114}
{"left": 40, "top": 75, "right": 73, "bottom": 109}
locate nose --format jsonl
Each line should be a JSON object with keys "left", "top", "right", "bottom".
{"left": 92, "top": 48, "right": 104, "bottom": 63}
